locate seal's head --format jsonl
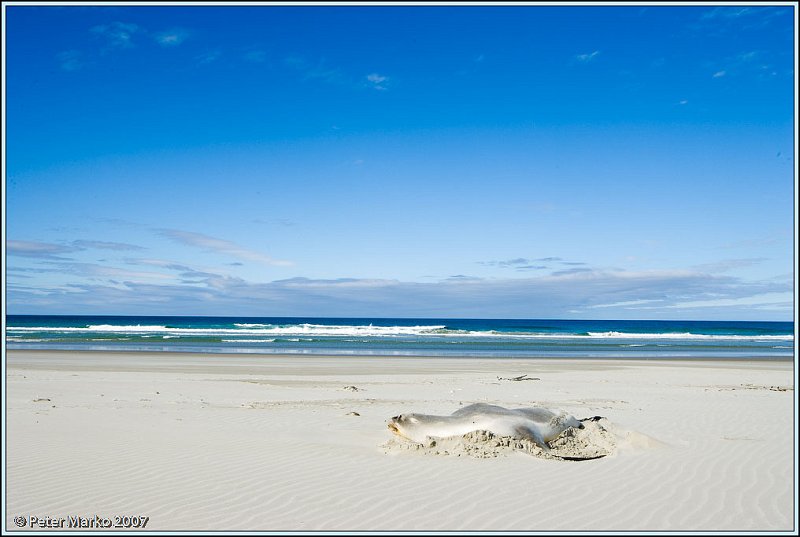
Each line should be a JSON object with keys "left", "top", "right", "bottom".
{"left": 387, "top": 414, "right": 422, "bottom": 440}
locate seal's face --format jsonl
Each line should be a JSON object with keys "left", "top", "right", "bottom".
{"left": 387, "top": 414, "right": 421, "bottom": 440}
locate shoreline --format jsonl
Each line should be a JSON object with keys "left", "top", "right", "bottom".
{"left": 5, "top": 349, "right": 796, "bottom": 531}
{"left": 7, "top": 347, "right": 794, "bottom": 363}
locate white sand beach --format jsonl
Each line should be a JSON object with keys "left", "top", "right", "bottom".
{"left": 4, "top": 350, "right": 796, "bottom": 532}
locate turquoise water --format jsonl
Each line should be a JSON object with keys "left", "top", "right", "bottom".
{"left": 5, "top": 315, "right": 794, "bottom": 359}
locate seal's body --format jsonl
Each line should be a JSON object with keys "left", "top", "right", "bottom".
{"left": 388, "top": 403, "right": 583, "bottom": 449}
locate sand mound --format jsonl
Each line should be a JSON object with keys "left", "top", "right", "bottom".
{"left": 383, "top": 418, "right": 616, "bottom": 460}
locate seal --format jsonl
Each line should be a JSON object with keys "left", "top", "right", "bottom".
{"left": 387, "top": 403, "right": 584, "bottom": 449}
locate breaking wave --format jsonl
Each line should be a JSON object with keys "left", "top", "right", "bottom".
{"left": 7, "top": 323, "right": 793, "bottom": 341}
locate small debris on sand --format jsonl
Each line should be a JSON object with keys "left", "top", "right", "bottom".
{"left": 346, "top": 411, "right": 361, "bottom": 416}
{"left": 33, "top": 398, "right": 51, "bottom": 403}
{"left": 343, "top": 385, "right": 361, "bottom": 392}
{"left": 497, "top": 375, "right": 540, "bottom": 382}
{"left": 710, "top": 383, "right": 793, "bottom": 392}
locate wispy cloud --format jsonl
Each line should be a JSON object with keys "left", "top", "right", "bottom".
{"left": 123, "top": 258, "right": 225, "bottom": 282}
{"left": 158, "top": 229, "right": 292, "bottom": 267}
{"left": 6, "top": 268, "right": 791, "bottom": 320}
{"left": 72, "top": 240, "right": 145, "bottom": 251}
{"left": 195, "top": 49, "right": 222, "bottom": 65}
{"left": 56, "top": 50, "right": 83, "bottom": 71}
{"left": 91, "top": 21, "right": 140, "bottom": 49}
{"left": 243, "top": 50, "right": 267, "bottom": 63}
{"left": 480, "top": 258, "right": 548, "bottom": 271}
{"left": 125, "top": 258, "right": 194, "bottom": 272}
{"left": 366, "top": 73, "right": 389, "bottom": 90}
{"left": 709, "top": 50, "right": 784, "bottom": 81}
{"left": 551, "top": 267, "right": 594, "bottom": 277}
{"left": 64, "top": 262, "right": 175, "bottom": 281}
{"left": 10, "top": 261, "right": 174, "bottom": 282}
{"left": 716, "top": 233, "right": 788, "bottom": 250}
{"left": 68, "top": 23, "right": 191, "bottom": 70}
{"left": 585, "top": 299, "right": 664, "bottom": 310}
{"left": 8, "top": 239, "right": 144, "bottom": 259}
{"left": 154, "top": 28, "right": 189, "bottom": 46}
{"left": 8, "top": 240, "right": 76, "bottom": 260}
{"left": 738, "top": 50, "right": 758, "bottom": 62}
{"left": 284, "top": 56, "right": 390, "bottom": 91}
{"left": 446, "top": 274, "right": 484, "bottom": 282}
{"left": 691, "top": 258, "right": 767, "bottom": 273}
{"left": 700, "top": 6, "right": 756, "bottom": 20}
{"left": 252, "top": 218, "right": 297, "bottom": 227}
{"left": 663, "top": 292, "right": 790, "bottom": 311}
{"left": 479, "top": 257, "right": 587, "bottom": 272}
{"left": 284, "top": 56, "right": 346, "bottom": 85}
{"left": 575, "top": 50, "right": 600, "bottom": 62}
{"left": 691, "top": 6, "right": 789, "bottom": 34}
{"left": 273, "top": 277, "right": 398, "bottom": 289}
{"left": 698, "top": 6, "right": 787, "bottom": 24}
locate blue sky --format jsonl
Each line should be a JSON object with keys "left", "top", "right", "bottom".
{"left": 4, "top": 3, "right": 796, "bottom": 320}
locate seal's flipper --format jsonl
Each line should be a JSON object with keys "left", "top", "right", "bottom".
{"left": 513, "top": 425, "right": 548, "bottom": 450}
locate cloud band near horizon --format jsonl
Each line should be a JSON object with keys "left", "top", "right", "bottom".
{"left": 6, "top": 266, "right": 791, "bottom": 320}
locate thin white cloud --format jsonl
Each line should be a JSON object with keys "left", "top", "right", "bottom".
{"left": 664, "top": 292, "right": 791, "bottom": 310}
{"left": 154, "top": 29, "right": 189, "bottom": 46}
{"left": 252, "top": 218, "right": 297, "bottom": 227}
{"left": 69, "top": 263, "right": 175, "bottom": 281}
{"left": 701, "top": 7, "right": 753, "bottom": 20}
{"left": 479, "top": 258, "right": 548, "bottom": 271}
{"left": 284, "top": 56, "right": 346, "bottom": 85}
{"left": 196, "top": 49, "right": 222, "bottom": 65}
{"left": 7, "top": 266, "right": 791, "bottom": 320}
{"left": 91, "top": 21, "right": 140, "bottom": 49}
{"left": 586, "top": 299, "right": 664, "bottom": 309}
{"left": 158, "top": 229, "right": 292, "bottom": 267}
{"left": 11, "top": 261, "right": 174, "bottom": 282}
{"left": 738, "top": 51, "right": 758, "bottom": 62}
{"left": 274, "top": 277, "right": 397, "bottom": 289}
{"left": 366, "top": 73, "right": 389, "bottom": 90}
{"left": 8, "top": 240, "right": 75, "bottom": 259}
{"left": 284, "top": 57, "right": 388, "bottom": 91}
{"left": 125, "top": 258, "right": 194, "bottom": 272}
{"left": 244, "top": 50, "right": 267, "bottom": 63}
{"left": 72, "top": 240, "right": 145, "bottom": 251}
{"left": 8, "top": 239, "right": 144, "bottom": 258}
{"left": 575, "top": 50, "right": 600, "bottom": 62}
{"left": 691, "top": 258, "right": 767, "bottom": 273}
{"left": 717, "top": 233, "right": 787, "bottom": 250}
{"left": 711, "top": 50, "right": 785, "bottom": 81}
{"left": 479, "top": 257, "right": 587, "bottom": 272}
{"left": 698, "top": 6, "right": 785, "bottom": 23}
{"left": 56, "top": 50, "right": 83, "bottom": 71}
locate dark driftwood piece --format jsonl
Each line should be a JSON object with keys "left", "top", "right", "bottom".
{"left": 497, "top": 374, "right": 540, "bottom": 382}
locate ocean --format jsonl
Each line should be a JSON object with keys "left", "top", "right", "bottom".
{"left": 4, "top": 315, "right": 794, "bottom": 359}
